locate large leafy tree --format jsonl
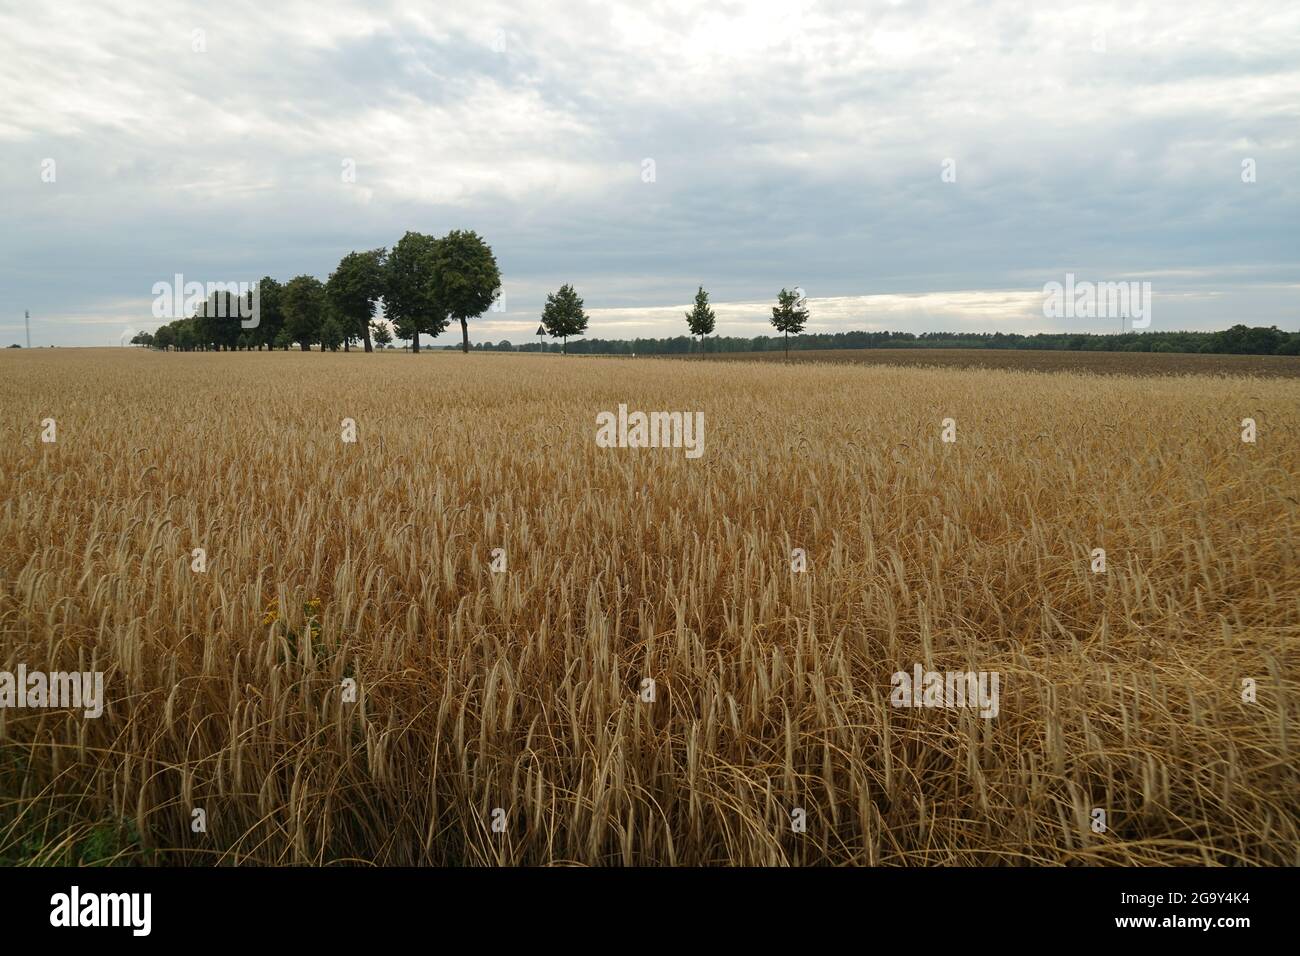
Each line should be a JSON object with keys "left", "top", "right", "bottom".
{"left": 433, "top": 230, "right": 501, "bottom": 354}
{"left": 684, "top": 285, "right": 715, "bottom": 355}
{"left": 327, "top": 249, "right": 386, "bottom": 352}
{"left": 282, "top": 275, "right": 326, "bottom": 351}
{"left": 253, "top": 277, "right": 283, "bottom": 350}
{"left": 540, "top": 283, "right": 588, "bottom": 355}
{"left": 192, "top": 295, "right": 215, "bottom": 350}
{"left": 196, "top": 291, "right": 241, "bottom": 351}
{"left": 385, "top": 231, "right": 446, "bottom": 353}
{"left": 770, "top": 287, "right": 809, "bottom": 360}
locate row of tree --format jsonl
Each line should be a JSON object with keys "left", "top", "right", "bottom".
{"left": 144, "top": 230, "right": 511, "bottom": 353}
{"left": 129, "top": 235, "right": 1291, "bottom": 358}
{"left": 134, "top": 238, "right": 811, "bottom": 356}
{"left": 683, "top": 286, "right": 810, "bottom": 359}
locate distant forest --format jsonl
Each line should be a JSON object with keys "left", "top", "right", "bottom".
{"left": 460, "top": 325, "right": 1300, "bottom": 356}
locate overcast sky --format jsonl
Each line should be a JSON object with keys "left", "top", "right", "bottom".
{"left": 1, "top": 0, "right": 1296, "bottom": 346}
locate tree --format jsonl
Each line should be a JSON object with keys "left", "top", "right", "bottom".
{"left": 770, "top": 288, "right": 808, "bottom": 360}
{"left": 273, "top": 328, "right": 293, "bottom": 350}
{"left": 253, "top": 277, "right": 283, "bottom": 350}
{"left": 327, "top": 249, "right": 386, "bottom": 353}
{"left": 371, "top": 321, "right": 393, "bottom": 348}
{"left": 282, "top": 275, "right": 326, "bottom": 351}
{"left": 195, "top": 291, "right": 241, "bottom": 350}
{"left": 540, "top": 283, "right": 588, "bottom": 355}
{"left": 319, "top": 316, "right": 345, "bottom": 352}
{"left": 385, "top": 231, "right": 446, "bottom": 353}
{"left": 433, "top": 230, "right": 501, "bottom": 354}
{"left": 684, "top": 285, "right": 715, "bottom": 355}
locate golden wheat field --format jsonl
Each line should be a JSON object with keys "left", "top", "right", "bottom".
{"left": 0, "top": 347, "right": 1296, "bottom": 866}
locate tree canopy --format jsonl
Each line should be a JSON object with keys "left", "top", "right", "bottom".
{"left": 384, "top": 231, "right": 446, "bottom": 353}
{"left": 282, "top": 275, "right": 326, "bottom": 351}
{"left": 771, "top": 288, "right": 809, "bottom": 359}
{"left": 541, "top": 284, "right": 589, "bottom": 354}
{"left": 685, "top": 285, "right": 716, "bottom": 353}
{"left": 327, "top": 249, "right": 386, "bottom": 352}
{"left": 433, "top": 230, "right": 502, "bottom": 354}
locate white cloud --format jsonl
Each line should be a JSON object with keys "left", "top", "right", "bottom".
{"left": 1, "top": 0, "right": 1297, "bottom": 343}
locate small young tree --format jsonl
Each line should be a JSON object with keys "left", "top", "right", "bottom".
{"left": 433, "top": 230, "right": 501, "bottom": 354}
{"left": 385, "top": 231, "right": 447, "bottom": 353}
{"left": 770, "top": 287, "right": 808, "bottom": 360}
{"left": 319, "top": 316, "right": 345, "bottom": 352}
{"left": 541, "top": 284, "right": 588, "bottom": 355}
{"left": 684, "top": 285, "right": 715, "bottom": 355}
{"left": 371, "top": 321, "right": 393, "bottom": 348}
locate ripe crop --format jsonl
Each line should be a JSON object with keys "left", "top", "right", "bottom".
{"left": 1, "top": 348, "right": 1296, "bottom": 865}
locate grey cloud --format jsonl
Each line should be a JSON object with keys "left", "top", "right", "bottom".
{"left": 0, "top": 0, "right": 1296, "bottom": 345}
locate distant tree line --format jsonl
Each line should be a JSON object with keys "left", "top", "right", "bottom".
{"left": 439, "top": 325, "right": 1300, "bottom": 357}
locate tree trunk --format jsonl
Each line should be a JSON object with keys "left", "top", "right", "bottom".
{"left": 563, "top": 336, "right": 567, "bottom": 355}
{"left": 363, "top": 324, "right": 373, "bottom": 352}
{"left": 784, "top": 331, "right": 788, "bottom": 361}
{"left": 411, "top": 334, "right": 420, "bottom": 353}
{"left": 460, "top": 317, "right": 469, "bottom": 353}
{"left": 344, "top": 339, "right": 350, "bottom": 352}
{"left": 300, "top": 342, "right": 310, "bottom": 352}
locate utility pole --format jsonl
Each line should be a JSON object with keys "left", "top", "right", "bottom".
{"left": 25, "top": 310, "right": 31, "bottom": 348}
